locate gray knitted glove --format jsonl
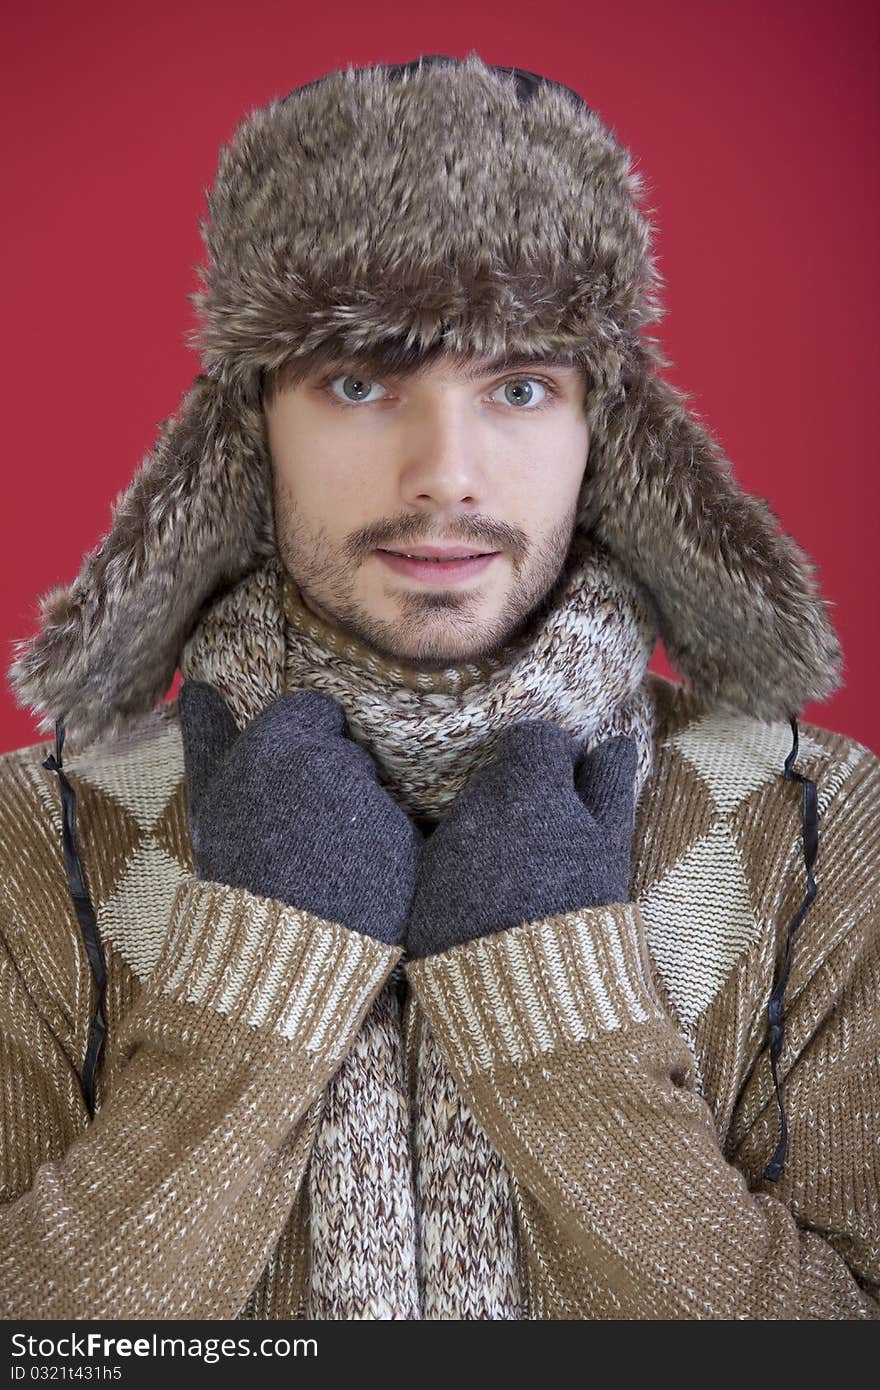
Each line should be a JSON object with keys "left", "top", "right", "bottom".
{"left": 406, "top": 721, "right": 639, "bottom": 959}
{"left": 178, "top": 679, "right": 423, "bottom": 946}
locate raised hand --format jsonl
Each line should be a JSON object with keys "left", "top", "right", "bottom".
{"left": 406, "top": 722, "right": 638, "bottom": 959}
{"left": 179, "top": 680, "right": 424, "bottom": 947}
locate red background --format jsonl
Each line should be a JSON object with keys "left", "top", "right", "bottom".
{"left": 3, "top": 1, "right": 878, "bottom": 756}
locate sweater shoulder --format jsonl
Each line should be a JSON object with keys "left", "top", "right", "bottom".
{"left": 643, "top": 670, "right": 876, "bottom": 823}
{"left": 0, "top": 699, "right": 188, "bottom": 871}
{"left": 636, "top": 673, "right": 877, "bottom": 1031}
{"left": 0, "top": 701, "right": 191, "bottom": 1040}
{"left": 641, "top": 670, "right": 877, "bottom": 888}
{"left": 0, "top": 697, "right": 186, "bottom": 783}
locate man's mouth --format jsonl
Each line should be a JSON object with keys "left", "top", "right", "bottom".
{"left": 374, "top": 549, "right": 500, "bottom": 582}
{"left": 377, "top": 547, "right": 496, "bottom": 561}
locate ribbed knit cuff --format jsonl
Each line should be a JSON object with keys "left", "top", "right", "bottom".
{"left": 405, "top": 901, "right": 666, "bottom": 1077}
{"left": 152, "top": 874, "right": 401, "bottom": 1058}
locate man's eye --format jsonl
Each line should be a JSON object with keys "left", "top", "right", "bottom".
{"left": 328, "top": 374, "right": 388, "bottom": 405}
{"left": 490, "top": 377, "right": 551, "bottom": 409}
{"left": 324, "top": 373, "right": 556, "bottom": 409}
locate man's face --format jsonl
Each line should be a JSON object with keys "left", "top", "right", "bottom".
{"left": 263, "top": 351, "right": 590, "bottom": 669}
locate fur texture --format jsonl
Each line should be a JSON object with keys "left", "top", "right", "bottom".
{"left": 6, "top": 51, "right": 843, "bottom": 750}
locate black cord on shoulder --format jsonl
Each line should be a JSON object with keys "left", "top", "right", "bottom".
{"left": 762, "top": 715, "right": 820, "bottom": 1183}
{"left": 42, "top": 716, "right": 107, "bottom": 1119}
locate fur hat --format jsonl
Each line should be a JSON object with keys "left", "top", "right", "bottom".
{"left": 7, "top": 51, "right": 843, "bottom": 751}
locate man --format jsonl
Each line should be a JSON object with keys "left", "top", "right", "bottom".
{"left": 0, "top": 53, "right": 877, "bottom": 1320}
{"left": 261, "top": 347, "right": 591, "bottom": 676}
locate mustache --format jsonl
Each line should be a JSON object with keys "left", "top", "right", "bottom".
{"left": 357, "top": 521, "right": 526, "bottom": 555}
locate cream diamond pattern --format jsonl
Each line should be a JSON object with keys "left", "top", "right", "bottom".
{"left": 640, "top": 819, "right": 759, "bottom": 1026}
{"left": 98, "top": 838, "right": 188, "bottom": 980}
{"left": 665, "top": 710, "right": 825, "bottom": 816}
{"left": 68, "top": 723, "right": 185, "bottom": 833}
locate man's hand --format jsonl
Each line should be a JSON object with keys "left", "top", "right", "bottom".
{"left": 406, "top": 722, "right": 639, "bottom": 959}
{"left": 179, "top": 679, "right": 424, "bottom": 947}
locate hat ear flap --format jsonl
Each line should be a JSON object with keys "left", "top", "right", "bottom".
{"left": 7, "top": 372, "right": 276, "bottom": 751}
{"left": 579, "top": 364, "right": 844, "bottom": 723}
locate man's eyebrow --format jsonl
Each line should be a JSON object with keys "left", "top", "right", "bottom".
{"left": 331, "top": 353, "right": 578, "bottom": 381}
{"left": 450, "top": 354, "right": 578, "bottom": 381}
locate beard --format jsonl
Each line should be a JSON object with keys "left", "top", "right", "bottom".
{"left": 272, "top": 483, "right": 580, "bottom": 670}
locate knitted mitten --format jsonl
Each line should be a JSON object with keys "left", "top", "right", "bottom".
{"left": 178, "top": 679, "right": 423, "bottom": 946}
{"left": 406, "top": 721, "right": 638, "bottom": 959}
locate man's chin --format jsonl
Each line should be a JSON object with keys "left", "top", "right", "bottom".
{"left": 352, "top": 607, "right": 507, "bottom": 670}
{"left": 368, "top": 633, "right": 494, "bottom": 671}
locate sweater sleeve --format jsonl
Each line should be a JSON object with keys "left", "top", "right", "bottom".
{"left": 0, "top": 872, "right": 400, "bottom": 1320}
{"left": 404, "top": 747, "right": 880, "bottom": 1320}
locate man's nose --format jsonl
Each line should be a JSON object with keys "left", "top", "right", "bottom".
{"left": 396, "top": 403, "right": 487, "bottom": 506}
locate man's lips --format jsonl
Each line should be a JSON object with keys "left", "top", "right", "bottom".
{"left": 374, "top": 550, "right": 500, "bottom": 582}
{"left": 376, "top": 546, "right": 497, "bottom": 559}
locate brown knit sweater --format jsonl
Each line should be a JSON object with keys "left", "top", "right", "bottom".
{"left": 0, "top": 672, "right": 877, "bottom": 1319}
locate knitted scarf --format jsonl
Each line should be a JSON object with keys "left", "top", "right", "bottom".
{"left": 179, "top": 528, "right": 660, "bottom": 1319}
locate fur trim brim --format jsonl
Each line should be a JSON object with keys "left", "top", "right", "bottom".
{"left": 7, "top": 374, "right": 276, "bottom": 748}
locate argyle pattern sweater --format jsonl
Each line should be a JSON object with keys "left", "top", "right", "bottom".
{"left": 0, "top": 673, "right": 877, "bottom": 1319}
